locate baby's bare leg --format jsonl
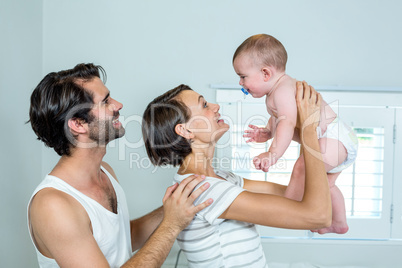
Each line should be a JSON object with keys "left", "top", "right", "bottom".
{"left": 314, "top": 173, "right": 349, "bottom": 234}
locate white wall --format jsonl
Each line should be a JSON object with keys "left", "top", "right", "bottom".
{"left": 2, "top": 0, "right": 402, "bottom": 267}
{"left": 41, "top": 0, "right": 402, "bottom": 219}
{"left": 0, "top": 0, "right": 43, "bottom": 267}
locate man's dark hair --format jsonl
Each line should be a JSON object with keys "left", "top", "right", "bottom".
{"left": 142, "top": 84, "right": 193, "bottom": 166}
{"left": 28, "top": 63, "right": 106, "bottom": 156}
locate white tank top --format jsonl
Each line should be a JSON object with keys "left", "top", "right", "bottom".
{"left": 27, "top": 166, "right": 132, "bottom": 268}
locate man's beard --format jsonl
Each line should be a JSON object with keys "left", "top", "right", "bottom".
{"left": 88, "top": 117, "right": 125, "bottom": 145}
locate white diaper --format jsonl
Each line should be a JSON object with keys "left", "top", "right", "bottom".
{"left": 316, "top": 117, "right": 359, "bottom": 173}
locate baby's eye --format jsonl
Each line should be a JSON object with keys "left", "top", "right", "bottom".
{"left": 203, "top": 101, "right": 208, "bottom": 108}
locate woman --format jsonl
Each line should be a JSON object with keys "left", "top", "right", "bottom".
{"left": 142, "top": 81, "right": 332, "bottom": 268}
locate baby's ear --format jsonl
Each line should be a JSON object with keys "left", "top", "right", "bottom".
{"left": 175, "top": 124, "right": 194, "bottom": 139}
{"left": 262, "top": 67, "right": 272, "bottom": 82}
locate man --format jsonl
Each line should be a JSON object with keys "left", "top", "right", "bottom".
{"left": 27, "top": 63, "right": 213, "bottom": 267}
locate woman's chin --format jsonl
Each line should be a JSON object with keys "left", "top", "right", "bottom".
{"left": 212, "top": 125, "right": 229, "bottom": 142}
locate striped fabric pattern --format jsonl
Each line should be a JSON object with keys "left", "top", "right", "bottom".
{"left": 174, "top": 170, "right": 268, "bottom": 268}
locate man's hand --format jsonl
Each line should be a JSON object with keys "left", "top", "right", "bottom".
{"left": 253, "top": 152, "right": 277, "bottom": 172}
{"left": 162, "top": 175, "right": 213, "bottom": 231}
{"left": 243, "top": 124, "right": 271, "bottom": 143}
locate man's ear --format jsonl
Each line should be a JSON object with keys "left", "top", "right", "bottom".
{"left": 68, "top": 118, "right": 87, "bottom": 135}
{"left": 262, "top": 67, "right": 272, "bottom": 82}
{"left": 175, "top": 123, "right": 194, "bottom": 139}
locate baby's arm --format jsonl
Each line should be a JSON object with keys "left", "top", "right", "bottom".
{"left": 254, "top": 86, "right": 297, "bottom": 172}
{"left": 272, "top": 88, "right": 297, "bottom": 155}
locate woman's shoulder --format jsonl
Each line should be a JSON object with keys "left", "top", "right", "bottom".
{"left": 215, "top": 169, "right": 244, "bottom": 187}
{"left": 174, "top": 170, "right": 243, "bottom": 187}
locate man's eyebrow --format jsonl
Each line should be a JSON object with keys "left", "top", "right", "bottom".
{"left": 102, "top": 92, "right": 110, "bottom": 102}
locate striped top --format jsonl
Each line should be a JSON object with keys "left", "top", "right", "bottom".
{"left": 174, "top": 170, "right": 268, "bottom": 268}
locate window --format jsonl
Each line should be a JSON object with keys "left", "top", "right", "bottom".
{"left": 215, "top": 88, "right": 402, "bottom": 239}
{"left": 340, "top": 127, "right": 384, "bottom": 218}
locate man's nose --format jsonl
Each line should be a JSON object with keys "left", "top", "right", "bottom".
{"left": 110, "top": 98, "right": 123, "bottom": 111}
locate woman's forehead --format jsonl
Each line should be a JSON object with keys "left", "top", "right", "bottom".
{"left": 179, "top": 90, "right": 202, "bottom": 106}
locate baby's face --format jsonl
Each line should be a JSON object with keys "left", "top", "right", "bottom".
{"left": 233, "top": 53, "right": 267, "bottom": 98}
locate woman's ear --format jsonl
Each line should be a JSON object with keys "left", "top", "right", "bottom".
{"left": 175, "top": 124, "right": 194, "bottom": 139}
{"left": 68, "top": 118, "right": 87, "bottom": 135}
{"left": 262, "top": 67, "right": 272, "bottom": 82}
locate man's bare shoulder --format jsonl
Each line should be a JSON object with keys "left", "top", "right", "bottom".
{"left": 101, "top": 161, "right": 118, "bottom": 182}
{"left": 29, "top": 188, "right": 102, "bottom": 264}
{"left": 30, "top": 188, "right": 88, "bottom": 222}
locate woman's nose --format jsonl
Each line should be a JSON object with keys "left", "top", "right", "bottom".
{"left": 213, "top": 103, "right": 220, "bottom": 112}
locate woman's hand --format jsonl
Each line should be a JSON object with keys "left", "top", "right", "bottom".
{"left": 296, "top": 81, "right": 321, "bottom": 132}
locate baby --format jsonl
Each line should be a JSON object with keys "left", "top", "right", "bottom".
{"left": 232, "top": 34, "right": 358, "bottom": 234}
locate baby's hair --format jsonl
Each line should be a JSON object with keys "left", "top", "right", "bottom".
{"left": 233, "top": 34, "right": 288, "bottom": 72}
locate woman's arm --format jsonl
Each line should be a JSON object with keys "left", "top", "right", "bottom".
{"left": 220, "top": 81, "right": 331, "bottom": 230}
{"left": 243, "top": 179, "right": 287, "bottom": 196}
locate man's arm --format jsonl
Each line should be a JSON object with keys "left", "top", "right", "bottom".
{"left": 130, "top": 207, "right": 163, "bottom": 251}
{"left": 29, "top": 189, "right": 111, "bottom": 267}
{"left": 122, "top": 175, "right": 213, "bottom": 268}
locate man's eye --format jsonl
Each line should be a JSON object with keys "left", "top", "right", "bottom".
{"left": 104, "top": 98, "right": 109, "bottom": 104}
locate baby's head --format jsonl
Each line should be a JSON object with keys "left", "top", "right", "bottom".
{"left": 233, "top": 34, "right": 288, "bottom": 97}
{"left": 233, "top": 34, "right": 287, "bottom": 72}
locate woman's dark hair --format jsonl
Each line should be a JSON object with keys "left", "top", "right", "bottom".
{"left": 28, "top": 63, "right": 106, "bottom": 156}
{"left": 142, "top": 84, "right": 193, "bottom": 166}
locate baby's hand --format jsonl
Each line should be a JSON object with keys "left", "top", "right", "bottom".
{"left": 253, "top": 152, "right": 277, "bottom": 172}
{"left": 243, "top": 124, "right": 271, "bottom": 143}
